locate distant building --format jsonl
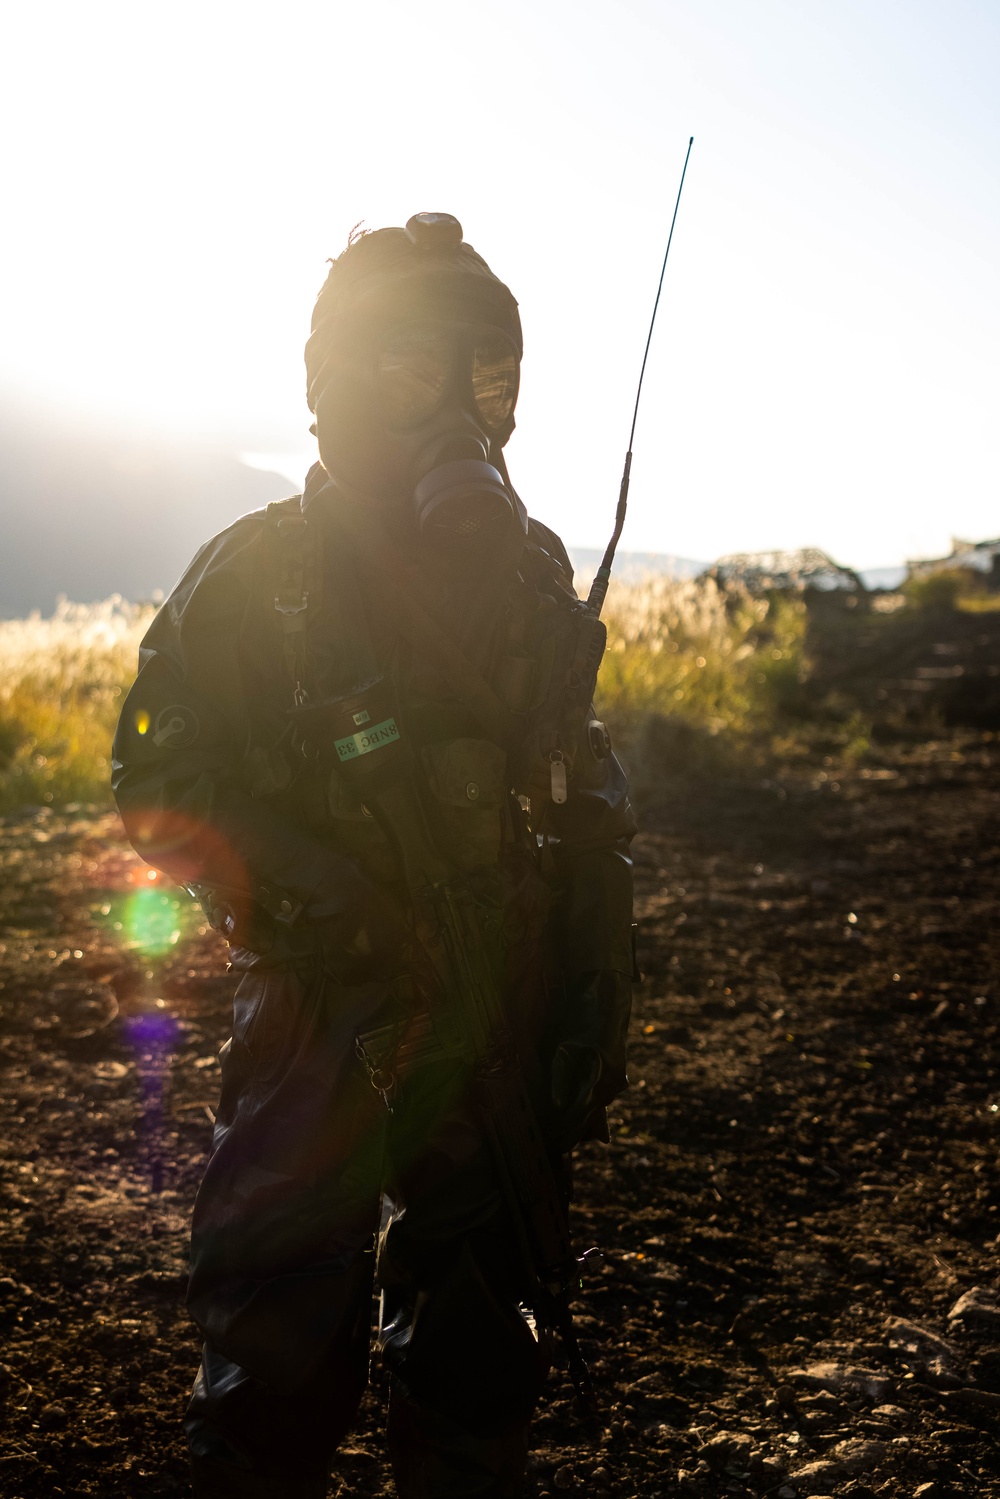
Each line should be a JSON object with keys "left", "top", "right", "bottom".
{"left": 704, "top": 547, "right": 865, "bottom": 594}
{"left": 906, "top": 536, "right": 1000, "bottom": 587}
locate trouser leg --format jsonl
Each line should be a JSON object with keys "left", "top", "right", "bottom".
{"left": 378, "top": 1064, "right": 551, "bottom": 1499}
{"left": 186, "top": 1325, "right": 370, "bottom": 1499}
{"left": 184, "top": 953, "right": 388, "bottom": 1496}
{"left": 382, "top": 1240, "right": 543, "bottom": 1499}
{"left": 386, "top": 1383, "right": 533, "bottom": 1499}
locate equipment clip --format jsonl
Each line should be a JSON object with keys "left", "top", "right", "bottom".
{"left": 549, "top": 750, "right": 568, "bottom": 805}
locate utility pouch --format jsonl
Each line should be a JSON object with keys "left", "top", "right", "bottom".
{"left": 420, "top": 737, "right": 507, "bottom": 872}
{"left": 507, "top": 597, "right": 608, "bottom": 813}
{"left": 326, "top": 773, "right": 398, "bottom": 883}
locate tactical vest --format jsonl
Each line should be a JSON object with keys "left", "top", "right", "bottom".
{"left": 240, "top": 491, "right": 613, "bottom": 900}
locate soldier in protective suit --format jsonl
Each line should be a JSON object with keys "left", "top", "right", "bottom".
{"left": 112, "top": 213, "right": 636, "bottom": 1499}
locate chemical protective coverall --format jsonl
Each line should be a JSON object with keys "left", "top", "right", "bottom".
{"left": 113, "top": 242, "right": 635, "bottom": 1499}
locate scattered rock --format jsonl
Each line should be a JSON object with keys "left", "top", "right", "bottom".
{"left": 871, "top": 1403, "right": 907, "bottom": 1418}
{"left": 699, "top": 1430, "right": 753, "bottom": 1469}
{"left": 677, "top": 1461, "right": 710, "bottom": 1489}
{"left": 552, "top": 1464, "right": 575, "bottom": 1490}
{"left": 754, "top": 1455, "right": 786, "bottom": 1482}
{"left": 787, "top": 1436, "right": 887, "bottom": 1492}
{"left": 832, "top": 1438, "right": 887, "bottom": 1474}
{"left": 884, "top": 1317, "right": 962, "bottom": 1383}
{"left": 777, "top": 1486, "right": 798, "bottom": 1499}
{"left": 849, "top": 1252, "right": 885, "bottom": 1276}
{"left": 92, "top": 1059, "right": 129, "bottom": 1080}
{"left": 788, "top": 1459, "right": 843, "bottom": 1487}
{"left": 775, "top": 1249, "right": 836, "bottom": 1281}
{"left": 802, "top": 1388, "right": 841, "bottom": 1409}
{"left": 938, "top": 1386, "right": 1000, "bottom": 1417}
{"left": 787, "top": 1361, "right": 890, "bottom": 1401}
{"left": 947, "top": 1286, "right": 1000, "bottom": 1331}
{"left": 339, "top": 1444, "right": 376, "bottom": 1462}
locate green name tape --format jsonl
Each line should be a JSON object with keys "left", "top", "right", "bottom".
{"left": 334, "top": 716, "right": 400, "bottom": 762}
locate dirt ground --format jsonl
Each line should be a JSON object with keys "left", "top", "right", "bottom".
{"left": 1, "top": 732, "right": 999, "bottom": 1498}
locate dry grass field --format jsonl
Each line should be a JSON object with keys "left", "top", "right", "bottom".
{"left": 0, "top": 578, "right": 807, "bottom": 813}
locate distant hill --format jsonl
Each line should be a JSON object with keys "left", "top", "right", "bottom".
{"left": 570, "top": 551, "right": 908, "bottom": 593}
{"left": 0, "top": 400, "right": 293, "bottom": 616}
{"left": 567, "top": 547, "right": 705, "bottom": 583}
{"left": 569, "top": 550, "right": 906, "bottom": 592}
{"left": 0, "top": 400, "right": 906, "bottom": 614}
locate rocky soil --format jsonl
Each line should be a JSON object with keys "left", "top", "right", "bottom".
{"left": 1, "top": 732, "right": 999, "bottom": 1498}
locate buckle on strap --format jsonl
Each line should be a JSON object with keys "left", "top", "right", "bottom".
{"left": 274, "top": 591, "right": 309, "bottom": 617}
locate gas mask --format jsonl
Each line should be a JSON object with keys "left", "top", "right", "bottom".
{"left": 307, "top": 214, "right": 528, "bottom": 555}
{"left": 372, "top": 317, "right": 527, "bottom": 547}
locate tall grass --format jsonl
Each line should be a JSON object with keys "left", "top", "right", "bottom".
{"left": 902, "top": 566, "right": 1000, "bottom": 613}
{"left": 597, "top": 575, "right": 805, "bottom": 737}
{"left": 596, "top": 576, "right": 807, "bottom": 788}
{"left": 0, "top": 582, "right": 808, "bottom": 812}
{"left": 0, "top": 598, "right": 154, "bottom": 812}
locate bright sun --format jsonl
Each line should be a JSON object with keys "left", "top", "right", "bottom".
{"left": 2, "top": 1, "right": 999, "bottom": 567}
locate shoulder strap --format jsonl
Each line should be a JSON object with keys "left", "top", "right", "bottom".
{"left": 524, "top": 518, "right": 578, "bottom": 602}
{"left": 266, "top": 496, "right": 323, "bottom": 706}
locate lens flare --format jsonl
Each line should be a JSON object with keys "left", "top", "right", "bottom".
{"left": 122, "top": 1008, "right": 183, "bottom": 1194}
{"left": 122, "top": 1008, "right": 182, "bottom": 1055}
{"left": 120, "top": 886, "right": 187, "bottom": 955}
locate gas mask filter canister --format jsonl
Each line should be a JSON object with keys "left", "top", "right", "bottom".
{"left": 370, "top": 298, "right": 525, "bottom": 546}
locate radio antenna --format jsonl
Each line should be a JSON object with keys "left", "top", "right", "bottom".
{"left": 587, "top": 135, "right": 694, "bottom": 617}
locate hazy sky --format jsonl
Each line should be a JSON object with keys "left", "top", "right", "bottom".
{"left": 2, "top": 0, "right": 997, "bottom": 568}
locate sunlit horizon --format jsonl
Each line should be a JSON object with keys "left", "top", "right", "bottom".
{"left": 2, "top": 0, "right": 998, "bottom": 574}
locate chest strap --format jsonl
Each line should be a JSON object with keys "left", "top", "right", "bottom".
{"left": 267, "top": 494, "right": 512, "bottom": 746}
{"left": 268, "top": 496, "right": 321, "bottom": 707}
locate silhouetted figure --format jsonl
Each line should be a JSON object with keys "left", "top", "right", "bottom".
{"left": 113, "top": 215, "right": 635, "bottom": 1499}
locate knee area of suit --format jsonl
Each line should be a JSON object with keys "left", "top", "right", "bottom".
{"left": 380, "top": 1241, "right": 548, "bottom": 1434}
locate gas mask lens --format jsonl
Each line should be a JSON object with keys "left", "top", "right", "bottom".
{"left": 375, "top": 329, "right": 451, "bottom": 428}
{"left": 374, "top": 325, "right": 518, "bottom": 432}
{"left": 471, "top": 332, "right": 518, "bottom": 431}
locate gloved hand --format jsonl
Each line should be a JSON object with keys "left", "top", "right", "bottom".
{"left": 301, "top": 857, "right": 412, "bottom": 983}
{"left": 549, "top": 969, "right": 632, "bottom": 1152}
